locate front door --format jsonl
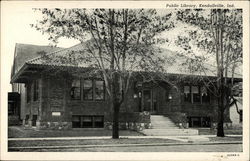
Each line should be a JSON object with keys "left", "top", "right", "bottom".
{"left": 143, "top": 89, "right": 157, "bottom": 113}
{"left": 143, "top": 90, "right": 151, "bottom": 111}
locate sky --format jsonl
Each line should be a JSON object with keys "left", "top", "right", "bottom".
{"left": 0, "top": 4, "right": 179, "bottom": 93}
{"left": 1, "top": 3, "right": 243, "bottom": 92}
{"left": 1, "top": 3, "right": 80, "bottom": 92}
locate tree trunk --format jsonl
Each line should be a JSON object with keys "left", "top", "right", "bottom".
{"left": 217, "top": 75, "right": 225, "bottom": 137}
{"left": 217, "top": 100, "right": 225, "bottom": 137}
{"left": 216, "top": 9, "right": 225, "bottom": 137}
{"left": 112, "top": 101, "right": 120, "bottom": 139}
{"left": 111, "top": 72, "right": 122, "bottom": 139}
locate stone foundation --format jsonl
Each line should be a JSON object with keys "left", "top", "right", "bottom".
{"left": 36, "top": 121, "right": 72, "bottom": 130}
{"left": 104, "top": 122, "right": 151, "bottom": 131}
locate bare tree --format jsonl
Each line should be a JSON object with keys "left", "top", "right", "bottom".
{"left": 32, "top": 8, "right": 173, "bottom": 138}
{"left": 173, "top": 9, "right": 242, "bottom": 137}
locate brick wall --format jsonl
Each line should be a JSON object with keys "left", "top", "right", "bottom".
{"left": 35, "top": 74, "right": 140, "bottom": 129}
{"left": 23, "top": 73, "right": 231, "bottom": 130}
{"left": 157, "top": 82, "right": 231, "bottom": 125}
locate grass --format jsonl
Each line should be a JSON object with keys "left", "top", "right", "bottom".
{"left": 198, "top": 128, "right": 242, "bottom": 135}
{"left": 8, "top": 126, "right": 143, "bottom": 138}
{"left": 209, "top": 136, "right": 242, "bottom": 142}
{"left": 8, "top": 138, "right": 179, "bottom": 147}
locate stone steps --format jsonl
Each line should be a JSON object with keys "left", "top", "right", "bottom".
{"left": 141, "top": 115, "right": 199, "bottom": 136}
{"left": 150, "top": 115, "right": 179, "bottom": 129}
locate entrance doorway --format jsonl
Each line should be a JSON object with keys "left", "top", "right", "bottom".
{"left": 143, "top": 89, "right": 157, "bottom": 113}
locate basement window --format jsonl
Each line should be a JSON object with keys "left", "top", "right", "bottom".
{"left": 94, "top": 116, "right": 104, "bottom": 128}
{"left": 72, "top": 115, "right": 104, "bottom": 128}
{"left": 72, "top": 115, "right": 81, "bottom": 128}
{"left": 188, "top": 116, "right": 211, "bottom": 127}
{"left": 82, "top": 116, "right": 93, "bottom": 128}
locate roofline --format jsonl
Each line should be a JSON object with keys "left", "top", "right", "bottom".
{"left": 26, "top": 43, "right": 81, "bottom": 65}
{"left": 10, "top": 63, "right": 28, "bottom": 83}
{"left": 12, "top": 63, "right": 242, "bottom": 82}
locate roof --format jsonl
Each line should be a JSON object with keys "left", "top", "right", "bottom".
{"left": 157, "top": 48, "right": 242, "bottom": 78}
{"left": 11, "top": 41, "right": 242, "bottom": 83}
{"left": 26, "top": 43, "right": 87, "bottom": 67}
{"left": 24, "top": 42, "right": 242, "bottom": 79}
{"left": 11, "top": 43, "right": 63, "bottom": 78}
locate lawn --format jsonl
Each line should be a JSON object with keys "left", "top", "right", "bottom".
{"left": 8, "top": 126, "right": 143, "bottom": 138}
{"left": 209, "top": 136, "right": 242, "bottom": 142}
{"left": 198, "top": 128, "right": 242, "bottom": 135}
{"left": 8, "top": 138, "right": 179, "bottom": 147}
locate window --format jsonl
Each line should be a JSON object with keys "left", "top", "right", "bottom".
{"left": 33, "top": 80, "right": 39, "bottom": 101}
{"left": 93, "top": 116, "right": 104, "bottom": 128}
{"left": 82, "top": 116, "right": 93, "bottom": 128}
{"left": 27, "top": 84, "right": 31, "bottom": 103}
{"left": 72, "top": 115, "right": 104, "bottom": 128}
{"left": 188, "top": 117, "right": 211, "bottom": 127}
{"left": 71, "top": 80, "right": 81, "bottom": 99}
{"left": 192, "top": 86, "right": 200, "bottom": 103}
{"left": 72, "top": 115, "right": 81, "bottom": 128}
{"left": 184, "top": 85, "right": 210, "bottom": 103}
{"left": 184, "top": 86, "right": 191, "bottom": 102}
{"left": 95, "top": 80, "right": 105, "bottom": 100}
{"left": 83, "top": 80, "right": 93, "bottom": 100}
{"left": 71, "top": 79, "right": 105, "bottom": 101}
{"left": 201, "top": 86, "right": 210, "bottom": 103}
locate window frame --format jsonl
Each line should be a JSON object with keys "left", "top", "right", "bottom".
{"left": 71, "top": 78, "right": 105, "bottom": 101}
{"left": 201, "top": 86, "right": 210, "bottom": 103}
{"left": 183, "top": 85, "right": 210, "bottom": 104}
{"left": 192, "top": 86, "right": 201, "bottom": 103}
{"left": 184, "top": 85, "right": 191, "bottom": 102}
{"left": 94, "top": 79, "right": 105, "bottom": 101}
{"left": 71, "top": 79, "right": 81, "bottom": 100}
{"left": 83, "top": 79, "right": 94, "bottom": 100}
{"left": 72, "top": 115, "right": 104, "bottom": 128}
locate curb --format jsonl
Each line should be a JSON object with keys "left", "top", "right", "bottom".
{"left": 8, "top": 141, "right": 242, "bottom": 150}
